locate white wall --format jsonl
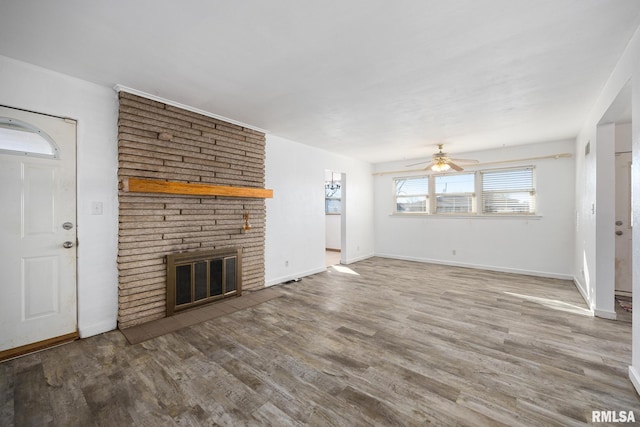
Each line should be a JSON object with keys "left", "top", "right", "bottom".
{"left": 572, "top": 25, "right": 640, "bottom": 393}
{"left": 617, "top": 122, "right": 633, "bottom": 152}
{"left": 265, "top": 135, "right": 374, "bottom": 286}
{"left": 0, "top": 55, "right": 119, "bottom": 337}
{"left": 374, "top": 140, "right": 576, "bottom": 279}
{"left": 325, "top": 214, "right": 341, "bottom": 250}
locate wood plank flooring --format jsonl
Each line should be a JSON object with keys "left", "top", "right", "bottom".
{"left": 2, "top": 257, "right": 638, "bottom": 426}
{"left": 120, "top": 287, "right": 283, "bottom": 344}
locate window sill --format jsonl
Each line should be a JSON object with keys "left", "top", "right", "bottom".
{"left": 389, "top": 213, "right": 542, "bottom": 220}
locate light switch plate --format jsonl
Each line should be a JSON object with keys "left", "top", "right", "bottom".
{"left": 91, "top": 201, "right": 103, "bottom": 215}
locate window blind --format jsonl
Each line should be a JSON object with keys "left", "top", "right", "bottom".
{"left": 481, "top": 168, "right": 535, "bottom": 214}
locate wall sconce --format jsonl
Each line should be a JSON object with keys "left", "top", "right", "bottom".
{"left": 241, "top": 211, "right": 252, "bottom": 233}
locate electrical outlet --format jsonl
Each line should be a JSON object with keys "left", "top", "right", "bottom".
{"left": 452, "top": 250, "right": 456, "bottom": 255}
{"left": 285, "top": 260, "right": 289, "bottom": 267}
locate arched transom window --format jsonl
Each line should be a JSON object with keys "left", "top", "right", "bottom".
{"left": 0, "top": 117, "right": 60, "bottom": 159}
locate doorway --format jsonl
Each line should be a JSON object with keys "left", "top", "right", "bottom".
{"left": 615, "top": 150, "right": 633, "bottom": 295}
{"left": 598, "top": 79, "right": 633, "bottom": 322}
{"left": 0, "top": 106, "right": 78, "bottom": 360}
{"left": 325, "top": 170, "right": 343, "bottom": 266}
{"left": 615, "top": 148, "right": 633, "bottom": 322}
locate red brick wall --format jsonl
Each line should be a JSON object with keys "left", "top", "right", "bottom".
{"left": 117, "top": 92, "right": 266, "bottom": 328}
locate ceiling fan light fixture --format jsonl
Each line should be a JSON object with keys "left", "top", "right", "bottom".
{"left": 404, "top": 143, "right": 476, "bottom": 171}
{"left": 431, "top": 162, "right": 451, "bottom": 172}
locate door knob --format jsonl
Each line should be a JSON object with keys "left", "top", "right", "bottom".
{"left": 63, "top": 241, "right": 74, "bottom": 248}
{"left": 616, "top": 230, "right": 623, "bottom": 236}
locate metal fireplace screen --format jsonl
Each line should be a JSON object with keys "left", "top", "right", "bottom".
{"left": 166, "top": 247, "right": 242, "bottom": 316}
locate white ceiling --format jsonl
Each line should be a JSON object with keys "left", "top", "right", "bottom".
{"left": 0, "top": 0, "right": 639, "bottom": 163}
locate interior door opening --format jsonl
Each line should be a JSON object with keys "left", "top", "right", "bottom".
{"left": 615, "top": 149, "right": 633, "bottom": 320}
{"left": 325, "top": 170, "right": 343, "bottom": 267}
{"left": 596, "top": 79, "right": 633, "bottom": 323}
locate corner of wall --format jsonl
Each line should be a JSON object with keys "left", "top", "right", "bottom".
{"left": 572, "top": 276, "right": 594, "bottom": 313}
{"left": 344, "top": 253, "right": 375, "bottom": 265}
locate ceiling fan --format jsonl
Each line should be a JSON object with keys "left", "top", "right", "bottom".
{"left": 407, "top": 144, "right": 478, "bottom": 172}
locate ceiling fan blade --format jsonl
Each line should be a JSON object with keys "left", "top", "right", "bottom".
{"left": 449, "top": 158, "right": 479, "bottom": 164}
{"left": 422, "top": 162, "right": 435, "bottom": 170}
{"left": 448, "top": 161, "right": 464, "bottom": 171}
{"left": 405, "top": 159, "right": 430, "bottom": 167}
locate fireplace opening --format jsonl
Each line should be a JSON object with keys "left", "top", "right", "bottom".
{"left": 166, "top": 247, "right": 242, "bottom": 316}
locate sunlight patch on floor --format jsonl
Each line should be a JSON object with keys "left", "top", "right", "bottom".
{"left": 504, "top": 291, "right": 593, "bottom": 317}
{"left": 331, "top": 265, "right": 360, "bottom": 275}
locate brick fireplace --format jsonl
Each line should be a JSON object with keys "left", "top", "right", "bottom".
{"left": 117, "top": 91, "right": 267, "bottom": 329}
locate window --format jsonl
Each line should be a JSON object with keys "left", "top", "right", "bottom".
{"left": 325, "top": 186, "right": 341, "bottom": 214}
{"left": 434, "top": 173, "right": 475, "bottom": 213}
{"left": 392, "top": 166, "right": 536, "bottom": 216}
{"left": 325, "top": 172, "right": 342, "bottom": 214}
{"left": 0, "top": 117, "right": 59, "bottom": 158}
{"left": 395, "top": 176, "right": 428, "bottom": 213}
{"left": 481, "top": 167, "right": 535, "bottom": 214}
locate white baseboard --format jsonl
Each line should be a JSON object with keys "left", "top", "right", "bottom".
{"left": 265, "top": 267, "right": 327, "bottom": 287}
{"left": 374, "top": 253, "right": 573, "bottom": 281}
{"left": 629, "top": 366, "right": 640, "bottom": 396}
{"left": 343, "top": 253, "right": 374, "bottom": 265}
{"left": 265, "top": 253, "right": 375, "bottom": 287}
{"left": 594, "top": 308, "right": 617, "bottom": 320}
{"left": 572, "top": 277, "right": 619, "bottom": 319}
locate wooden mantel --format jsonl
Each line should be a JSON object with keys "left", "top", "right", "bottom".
{"left": 121, "top": 177, "right": 273, "bottom": 199}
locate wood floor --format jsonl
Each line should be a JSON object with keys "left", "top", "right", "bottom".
{"left": 2, "top": 258, "right": 638, "bottom": 426}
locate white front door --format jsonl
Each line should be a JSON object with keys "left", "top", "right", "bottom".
{"left": 0, "top": 106, "right": 77, "bottom": 358}
{"left": 615, "top": 151, "right": 632, "bottom": 295}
